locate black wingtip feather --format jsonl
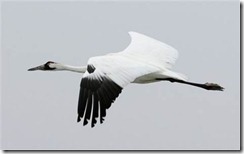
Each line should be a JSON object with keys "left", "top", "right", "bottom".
{"left": 83, "top": 91, "right": 92, "bottom": 124}
{"left": 91, "top": 123, "right": 95, "bottom": 128}
{"left": 78, "top": 73, "right": 123, "bottom": 127}
{"left": 77, "top": 116, "right": 81, "bottom": 122}
{"left": 83, "top": 119, "right": 88, "bottom": 126}
{"left": 100, "top": 117, "right": 104, "bottom": 124}
{"left": 78, "top": 88, "right": 88, "bottom": 118}
{"left": 91, "top": 92, "right": 99, "bottom": 127}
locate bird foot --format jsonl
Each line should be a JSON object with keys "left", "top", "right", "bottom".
{"left": 204, "top": 83, "right": 224, "bottom": 91}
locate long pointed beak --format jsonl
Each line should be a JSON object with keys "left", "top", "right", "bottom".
{"left": 28, "top": 65, "right": 45, "bottom": 71}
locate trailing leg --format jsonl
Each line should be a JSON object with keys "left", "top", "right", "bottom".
{"left": 156, "top": 78, "right": 224, "bottom": 91}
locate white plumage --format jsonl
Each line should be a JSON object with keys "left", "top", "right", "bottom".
{"left": 87, "top": 32, "right": 185, "bottom": 87}
{"left": 28, "top": 31, "right": 223, "bottom": 127}
{"left": 122, "top": 31, "right": 178, "bottom": 69}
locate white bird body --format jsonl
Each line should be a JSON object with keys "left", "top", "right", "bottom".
{"left": 85, "top": 31, "right": 186, "bottom": 87}
{"left": 28, "top": 31, "right": 223, "bottom": 127}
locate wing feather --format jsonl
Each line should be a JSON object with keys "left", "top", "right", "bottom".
{"left": 77, "top": 32, "right": 180, "bottom": 127}
{"left": 83, "top": 90, "right": 92, "bottom": 126}
{"left": 91, "top": 92, "right": 99, "bottom": 127}
{"left": 77, "top": 70, "right": 123, "bottom": 127}
{"left": 77, "top": 65, "right": 156, "bottom": 127}
{"left": 121, "top": 31, "right": 178, "bottom": 69}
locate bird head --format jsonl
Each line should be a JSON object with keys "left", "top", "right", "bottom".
{"left": 28, "top": 61, "right": 57, "bottom": 71}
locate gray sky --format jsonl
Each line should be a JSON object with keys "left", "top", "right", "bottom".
{"left": 1, "top": 0, "right": 240, "bottom": 150}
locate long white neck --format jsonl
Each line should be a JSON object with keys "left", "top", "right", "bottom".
{"left": 51, "top": 63, "right": 87, "bottom": 73}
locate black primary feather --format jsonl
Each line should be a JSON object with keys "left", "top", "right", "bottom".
{"left": 77, "top": 71, "right": 122, "bottom": 127}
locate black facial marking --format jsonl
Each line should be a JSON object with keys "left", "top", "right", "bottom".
{"left": 44, "top": 61, "right": 56, "bottom": 70}
{"left": 87, "top": 64, "right": 96, "bottom": 74}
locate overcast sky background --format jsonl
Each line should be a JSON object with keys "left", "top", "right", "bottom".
{"left": 1, "top": 0, "right": 240, "bottom": 150}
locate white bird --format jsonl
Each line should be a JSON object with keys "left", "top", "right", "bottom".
{"left": 28, "top": 31, "right": 224, "bottom": 127}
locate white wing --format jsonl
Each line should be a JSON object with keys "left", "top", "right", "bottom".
{"left": 120, "top": 31, "right": 178, "bottom": 69}
{"left": 77, "top": 32, "right": 182, "bottom": 127}
{"left": 88, "top": 55, "right": 159, "bottom": 87}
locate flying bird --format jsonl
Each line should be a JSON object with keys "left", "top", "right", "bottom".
{"left": 28, "top": 31, "right": 224, "bottom": 127}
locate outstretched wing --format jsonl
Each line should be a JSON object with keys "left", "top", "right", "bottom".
{"left": 77, "top": 56, "right": 159, "bottom": 127}
{"left": 77, "top": 66, "right": 122, "bottom": 127}
{"left": 121, "top": 31, "right": 179, "bottom": 69}
{"left": 77, "top": 32, "right": 179, "bottom": 127}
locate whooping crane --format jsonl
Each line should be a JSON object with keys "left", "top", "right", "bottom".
{"left": 28, "top": 31, "right": 224, "bottom": 127}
